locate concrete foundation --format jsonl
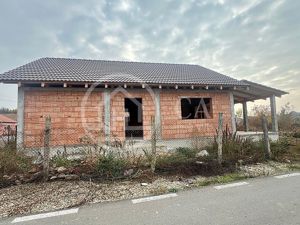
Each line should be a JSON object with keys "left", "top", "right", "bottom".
{"left": 236, "top": 131, "right": 279, "bottom": 141}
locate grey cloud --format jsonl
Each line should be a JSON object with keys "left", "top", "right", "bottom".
{"left": 0, "top": 0, "right": 299, "bottom": 110}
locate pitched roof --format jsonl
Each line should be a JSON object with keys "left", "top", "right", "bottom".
{"left": 0, "top": 114, "right": 16, "bottom": 123}
{"left": 0, "top": 57, "right": 247, "bottom": 86}
{"left": 4, "top": 113, "right": 17, "bottom": 121}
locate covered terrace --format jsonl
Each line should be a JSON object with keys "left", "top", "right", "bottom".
{"left": 232, "top": 80, "right": 288, "bottom": 137}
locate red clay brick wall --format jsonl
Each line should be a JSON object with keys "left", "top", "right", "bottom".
{"left": 160, "top": 91, "right": 232, "bottom": 139}
{"left": 23, "top": 90, "right": 102, "bottom": 147}
{"left": 23, "top": 89, "right": 233, "bottom": 146}
{"left": 110, "top": 91, "right": 155, "bottom": 140}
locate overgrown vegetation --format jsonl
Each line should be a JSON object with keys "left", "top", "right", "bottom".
{"left": 236, "top": 103, "right": 300, "bottom": 133}
{"left": 1, "top": 119, "right": 299, "bottom": 188}
{"left": 0, "top": 148, "right": 32, "bottom": 175}
{"left": 206, "top": 126, "right": 264, "bottom": 164}
{"left": 270, "top": 137, "right": 290, "bottom": 160}
{"left": 1, "top": 134, "right": 298, "bottom": 185}
{"left": 0, "top": 131, "right": 34, "bottom": 187}
{"left": 196, "top": 173, "right": 247, "bottom": 187}
{"left": 96, "top": 152, "right": 128, "bottom": 178}
{"left": 51, "top": 155, "right": 73, "bottom": 168}
{"left": 156, "top": 148, "right": 197, "bottom": 170}
{"left": 205, "top": 124, "right": 298, "bottom": 165}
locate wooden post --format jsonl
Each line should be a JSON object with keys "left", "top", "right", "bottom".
{"left": 43, "top": 116, "right": 51, "bottom": 181}
{"left": 150, "top": 116, "right": 157, "bottom": 173}
{"left": 262, "top": 115, "right": 271, "bottom": 159}
{"left": 217, "top": 113, "right": 223, "bottom": 164}
{"left": 7, "top": 125, "right": 11, "bottom": 143}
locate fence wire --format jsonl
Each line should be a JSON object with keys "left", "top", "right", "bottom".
{"left": 0, "top": 113, "right": 236, "bottom": 159}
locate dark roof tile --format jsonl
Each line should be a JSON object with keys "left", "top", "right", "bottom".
{"left": 0, "top": 57, "right": 247, "bottom": 86}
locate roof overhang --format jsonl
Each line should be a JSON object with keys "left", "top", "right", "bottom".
{"left": 233, "top": 80, "right": 288, "bottom": 103}
{"left": 0, "top": 79, "right": 249, "bottom": 90}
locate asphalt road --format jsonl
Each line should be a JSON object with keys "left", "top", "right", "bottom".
{"left": 1, "top": 174, "right": 299, "bottom": 225}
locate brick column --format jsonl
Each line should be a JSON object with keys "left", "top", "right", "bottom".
{"left": 229, "top": 92, "right": 236, "bottom": 133}
{"left": 242, "top": 101, "right": 249, "bottom": 132}
{"left": 270, "top": 94, "right": 278, "bottom": 132}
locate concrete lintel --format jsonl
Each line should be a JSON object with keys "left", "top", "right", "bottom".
{"left": 270, "top": 94, "right": 278, "bottom": 132}
{"left": 17, "top": 87, "right": 25, "bottom": 149}
{"left": 21, "top": 86, "right": 232, "bottom": 94}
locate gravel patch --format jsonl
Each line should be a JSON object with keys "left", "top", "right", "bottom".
{"left": 239, "top": 161, "right": 291, "bottom": 177}
{"left": 0, "top": 178, "right": 187, "bottom": 218}
{"left": 0, "top": 162, "right": 298, "bottom": 219}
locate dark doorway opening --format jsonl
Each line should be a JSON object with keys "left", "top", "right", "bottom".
{"left": 125, "top": 98, "right": 143, "bottom": 138}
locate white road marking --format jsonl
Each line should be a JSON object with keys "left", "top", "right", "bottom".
{"left": 274, "top": 173, "right": 300, "bottom": 179}
{"left": 132, "top": 193, "right": 178, "bottom": 204}
{"left": 214, "top": 182, "right": 249, "bottom": 190}
{"left": 11, "top": 208, "right": 79, "bottom": 223}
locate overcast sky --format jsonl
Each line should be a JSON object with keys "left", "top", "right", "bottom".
{"left": 0, "top": 0, "right": 299, "bottom": 111}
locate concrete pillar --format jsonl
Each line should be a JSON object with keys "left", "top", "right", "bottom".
{"left": 154, "top": 90, "right": 162, "bottom": 139}
{"left": 229, "top": 92, "right": 236, "bottom": 133}
{"left": 270, "top": 94, "right": 278, "bottom": 132}
{"left": 242, "top": 101, "right": 249, "bottom": 132}
{"left": 17, "top": 87, "right": 25, "bottom": 149}
{"left": 103, "top": 90, "right": 111, "bottom": 144}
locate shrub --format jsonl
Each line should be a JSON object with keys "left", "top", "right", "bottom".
{"left": 51, "top": 155, "right": 73, "bottom": 168}
{"left": 156, "top": 147, "right": 197, "bottom": 170}
{"left": 206, "top": 128, "right": 265, "bottom": 164}
{"left": 156, "top": 153, "right": 189, "bottom": 169}
{"left": 168, "top": 187, "right": 179, "bottom": 193}
{"left": 270, "top": 137, "right": 290, "bottom": 160}
{"left": 175, "top": 147, "right": 197, "bottom": 158}
{"left": 0, "top": 147, "right": 33, "bottom": 176}
{"left": 96, "top": 153, "right": 127, "bottom": 178}
{"left": 293, "top": 132, "right": 300, "bottom": 138}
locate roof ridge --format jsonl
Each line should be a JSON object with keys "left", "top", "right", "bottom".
{"left": 43, "top": 57, "right": 201, "bottom": 67}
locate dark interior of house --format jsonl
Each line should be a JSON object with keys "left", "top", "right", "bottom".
{"left": 125, "top": 98, "right": 143, "bottom": 138}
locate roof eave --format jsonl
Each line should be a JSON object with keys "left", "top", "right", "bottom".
{"left": 0, "top": 79, "right": 248, "bottom": 88}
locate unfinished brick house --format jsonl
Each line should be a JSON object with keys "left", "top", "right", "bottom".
{"left": 0, "top": 58, "right": 287, "bottom": 150}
